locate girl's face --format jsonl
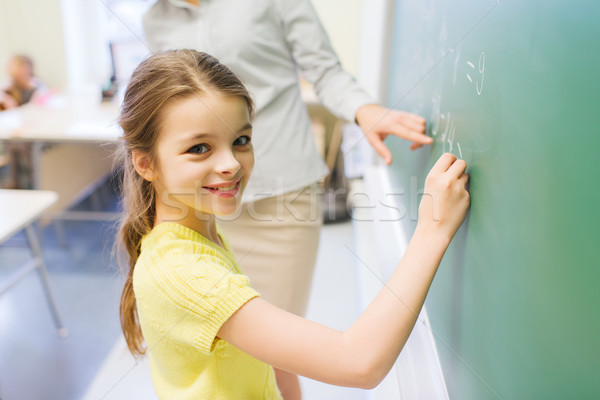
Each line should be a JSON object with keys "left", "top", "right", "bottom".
{"left": 149, "top": 92, "right": 254, "bottom": 220}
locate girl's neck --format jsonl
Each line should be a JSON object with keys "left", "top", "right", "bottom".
{"left": 154, "top": 204, "right": 223, "bottom": 248}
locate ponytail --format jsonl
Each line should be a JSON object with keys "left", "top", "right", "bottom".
{"left": 117, "top": 154, "right": 155, "bottom": 356}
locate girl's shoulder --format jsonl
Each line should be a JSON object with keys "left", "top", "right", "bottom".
{"left": 134, "top": 240, "right": 256, "bottom": 316}
{"left": 139, "top": 238, "right": 233, "bottom": 273}
{"left": 136, "top": 223, "right": 241, "bottom": 284}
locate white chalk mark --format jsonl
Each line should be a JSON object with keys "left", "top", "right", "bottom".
{"left": 441, "top": 122, "right": 448, "bottom": 152}
{"left": 430, "top": 94, "right": 442, "bottom": 137}
{"left": 466, "top": 73, "right": 473, "bottom": 82}
{"left": 448, "top": 122, "right": 455, "bottom": 153}
{"left": 466, "top": 61, "right": 475, "bottom": 69}
{"left": 457, "top": 142, "right": 463, "bottom": 159}
{"left": 476, "top": 51, "right": 486, "bottom": 95}
{"left": 439, "top": 20, "right": 448, "bottom": 49}
{"left": 441, "top": 112, "right": 452, "bottom": 153}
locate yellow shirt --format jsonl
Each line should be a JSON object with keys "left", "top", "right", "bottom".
{"left": 134, "top": 222, "right": 283, "bottom": 399}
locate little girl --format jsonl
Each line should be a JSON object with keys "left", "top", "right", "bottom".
{"left": 117, "top": 49, "right": 470, "bottom": 399}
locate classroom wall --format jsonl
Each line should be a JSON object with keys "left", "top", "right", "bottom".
{"left": 0, "top": 0, "right": 358, "bottom": 92}
{"left": 0, "top": 0, "right": 69, "bottom": 88}
{"left": 0, "top": 2, "right": 9, "bottom": 85}
{"left": 0, "top": 0, "right": 111, "bottom": 91}
{"left": 312, "top": 0, "right": 362, "bottom": 77}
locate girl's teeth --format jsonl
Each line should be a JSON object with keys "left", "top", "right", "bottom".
{"left": 216, "top": 185, "right": 235, "bottom": 191}
{"left": 209, "top": 183, "right": 236, "bottom": 191}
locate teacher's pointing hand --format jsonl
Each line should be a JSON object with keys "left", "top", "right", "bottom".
{"left": 355, "top": 103, "right": 431, "bottom": 165}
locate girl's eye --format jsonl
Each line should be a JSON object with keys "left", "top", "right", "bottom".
{"left": 234, "top": 135, "right": 251, "bottom": 146}
{"left": 188, "top": 144, "right": 210, "bottom": 154}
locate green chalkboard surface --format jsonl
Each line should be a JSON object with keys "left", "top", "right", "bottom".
{"left": 385, "top": 0, "right": 600, "bottom": 398}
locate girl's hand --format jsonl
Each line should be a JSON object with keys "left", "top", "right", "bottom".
{"left": 355, "top": 104, "right": 431, "bottom": 165}
{"left": 417, "top": 153, "right": 470, "bottom": 241}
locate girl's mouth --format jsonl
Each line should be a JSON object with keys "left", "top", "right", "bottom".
{"left": 202, "top": 179, "right": 241, "bottom": 198}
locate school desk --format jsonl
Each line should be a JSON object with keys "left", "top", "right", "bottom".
{"left": 0, "top": 95, "right": 121, "bottom": 221}
{"left": 0, "top": 189, "right": 67, "bottom": 337}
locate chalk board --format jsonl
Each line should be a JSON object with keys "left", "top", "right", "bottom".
{"left": 384, "top": 0, "right": 600, "bottom": 398}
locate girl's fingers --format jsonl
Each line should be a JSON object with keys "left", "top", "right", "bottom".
{"left": 446, "top": 158, "right": 467, "bottom": 179}
{"left": 430, "top": 153, "right": 457, "bottom": 175}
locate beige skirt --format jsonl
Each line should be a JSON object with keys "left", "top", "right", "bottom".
{"left": 218, "top": 184, "right": 323, "bottom": 316}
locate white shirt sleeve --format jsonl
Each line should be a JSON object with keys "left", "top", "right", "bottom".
{"left": 274, "top": 0, "right": 375, "bottom": 122}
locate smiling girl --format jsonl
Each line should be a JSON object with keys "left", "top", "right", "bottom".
{"left": 117, "top": 50, "right": 470, "bottom": 399}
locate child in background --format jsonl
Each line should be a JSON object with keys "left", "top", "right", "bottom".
{"left": 0, "top": 55, "right": 45, "bottom": 109}
{"left": 0, "top": 55, "right": 46, "bottom": 188}
{"left": 117, "top": 49, "right": 470, "bottom": 399}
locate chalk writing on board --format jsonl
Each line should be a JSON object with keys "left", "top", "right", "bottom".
{"left": 430, "top": 93, "right": 442, "bottom": 137}
{"left": 477, "top": 51, "right": 486, "bottom": 95}
{"left": 466, "top": 51, "right": 486, "bottom": 95}
{"left": 440, "top": 112, "right": 452, "bottom": 152}
{"left": 439, "top": 111, "right": 462, "bottom": 159}
{"left": 446, "top": 119, "right": 456, "bottom": 154}
{"left": 439, "top": 20, "right": 448, "bottom": 53}
{"left": 438, "top": 111, "right": 448, "bottom": 141}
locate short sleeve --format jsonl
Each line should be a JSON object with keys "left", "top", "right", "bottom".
{"left": 141, "top": 256, "right": 260, "bottom": 354}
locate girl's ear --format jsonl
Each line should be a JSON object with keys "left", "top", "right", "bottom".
{"left": 132, "top": 150, "right": 155, "bottom": 181}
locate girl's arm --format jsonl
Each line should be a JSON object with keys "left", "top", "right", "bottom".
{"left": 219, "top": 153, "right": 470, "bottom": 389}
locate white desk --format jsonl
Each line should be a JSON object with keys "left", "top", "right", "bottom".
{"left": 0, "top": 95, "right": 122, "bottom": 220}
{"left": 0, "top": 95, "right": 121, "bottom": 143}
{"left": 0, "top": 189, "right": 67, "bottom": 337}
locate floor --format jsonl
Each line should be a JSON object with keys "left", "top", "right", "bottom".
{"left": 0, "top": 182, "right": 370, "bottom": 400}
{"left": 0, "top": 188, "right": 124, "bottom": 400}
{"left": 299, "top": 221, "right": 367, "bottom": 400}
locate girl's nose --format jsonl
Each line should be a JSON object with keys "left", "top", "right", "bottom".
{"left": 216, "top": 150, "right": 241, "bottom": 176}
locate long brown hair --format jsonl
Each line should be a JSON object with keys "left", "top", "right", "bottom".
{"left": 117, "top": 49, "right": 254, "bottom": 356}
